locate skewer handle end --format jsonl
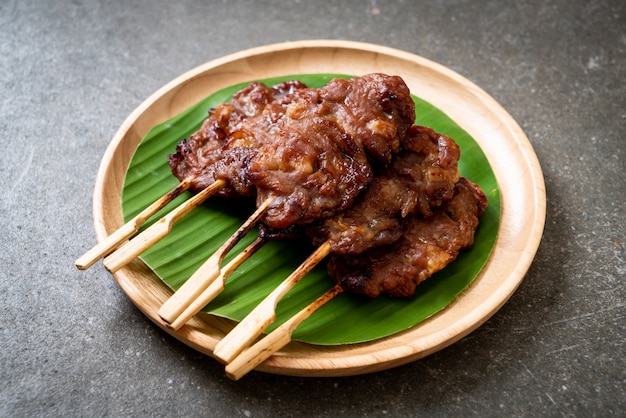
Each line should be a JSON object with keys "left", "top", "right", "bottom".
{"left": 158, "top": 254, "right": 221, "bottom": 323}
{"left": 102, "top": 219, "right": 171, "bottom": 273}
{"left": 75, "top": 179, "right": 192, "bottom": 271}
{"left": 223, "top": 284, "right": 342, "bottom": 380}
{"left": 213, "top": 303, "right": 277, "bottom": 364}
{"left": 74, "top": 222, "right": 138, "bottom": 270}
{"left": 167, "top": 278, "right": 226, "bottom": 330}
{"left": 225, "top": 326, "right": 292, "bottom": 381}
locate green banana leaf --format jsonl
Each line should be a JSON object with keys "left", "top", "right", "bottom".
{"left": 121, "top": 74, "right": 500, "bottom": 345}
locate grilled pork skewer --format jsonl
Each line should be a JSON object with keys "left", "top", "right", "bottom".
{"left": 224, "top": 178, "right": 487, "bottom": 380}
{"left": 101, "top": 83, "right": 297, "bottom": 272}
{"left": 74, "top": 81, "right": 279, "bottom": 271}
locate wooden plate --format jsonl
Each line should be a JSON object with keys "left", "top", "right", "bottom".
{"left": 92, "top": 40, "right": 545, "bottom": 377}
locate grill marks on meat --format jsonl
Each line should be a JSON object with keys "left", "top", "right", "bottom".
{"left": 315, "top": 74, "right": 415, "bottom": 164}
{"left": 247, "top": 115, "right": 373, "bottom": 228}
{"left": 245, "top": 101, "right": 355, "bottom": 226}
{"left": 327, "top": 178, "right": 488, "bottom": 298}
{"left": 168, "top": 81, "right": 307, "bottom": 197}
{"left": 400, "top": 125, "right": 461, "bottom": 216}
{"left": 304, "top": 125, "right": 461, "bottom": 255}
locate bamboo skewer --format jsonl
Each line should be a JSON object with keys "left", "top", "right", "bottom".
{"left": 213, "top": 240, "right": 332, "bottom": 364}
{"left": 102, "top": 179, "right": 227, "bottom": 273}
{"left": 225, "top": 284, "right": 343, "bottom": 380}
{"left": 158, "top": 197, "right": 273, "bottom": 324}
{"left": 75, "top": 179, "right": 193, "bottom": 270}
{"left": 167, "top": 237, "right": 267, "bottom": 331}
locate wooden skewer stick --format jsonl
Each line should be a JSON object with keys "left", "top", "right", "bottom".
{"left": 158, "top": 197, "right": 273, "bottom": 324}
{"left": 167, "top": 237, "right": 267, "bottom": 331}
{"left": 213, "top": 241, "right": 332, "bottom": 364}
{"left": 102, "top": 179, "right": 227, "bottom": 273}
{"left": 225, "top": 284, "right": 343, "bottom": 380}
{"left": 75, "top": 179, "right": 193, "bottom": 270}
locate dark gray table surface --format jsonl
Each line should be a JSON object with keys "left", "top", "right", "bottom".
{"left": 2, "top": 0, "right": 624, "bottom": 416}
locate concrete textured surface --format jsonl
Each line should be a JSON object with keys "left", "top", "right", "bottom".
{"left": 1, "top": 0, "right": 624, "bottom": 416}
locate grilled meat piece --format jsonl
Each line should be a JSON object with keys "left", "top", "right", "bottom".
{"left": 168, "top": 81, "right": 308, "bottom": 197}
{"left": 315, "top": 73, "right": 415, "bottom": 164}
{"left": 245, "top": 112, "right": 373, "bottom": 228}
{"left": 327, "top": 178, "right": 487, "bottom": 298}
{"left": 305, "top": 125, "right": 461, "bottom": 254}
{"left": 169, "top": 75, "right": 488, "bottom": 301}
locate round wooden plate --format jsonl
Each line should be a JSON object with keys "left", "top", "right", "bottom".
{"left": 92, "top": 40, "right": 545, "bottom": 377}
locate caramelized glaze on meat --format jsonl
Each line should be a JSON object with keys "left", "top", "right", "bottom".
{"left": 245, "top": 112, "right": 373, "bottom": 228}
{"left": 305, "top": 125, "right": 461, "bottom": 254}
{"left": 327, "top": 178, "right": 488, "bottom": 298}
{"left": 168, "top": 81, "right": 307, "bottom": 197}
{"left": 316, "top": 74, "right": 416, "bottom": 164}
